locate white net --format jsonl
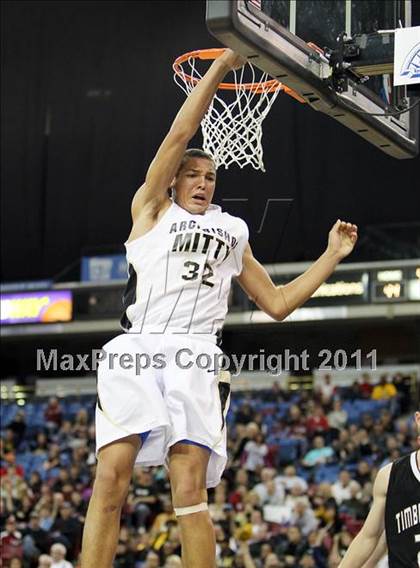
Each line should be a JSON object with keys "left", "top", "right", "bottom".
{"left": 174, "top": 55, "right": 282, "bottom": 171}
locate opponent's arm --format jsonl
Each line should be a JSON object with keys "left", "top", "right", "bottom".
{"left": 237, "top": 219, "right": 358, "bottom": 321}
{"left": 360, "top": 530, "right": 387, "bottom": 568}
{"left": 131, "top": 49, "right": 246, "bottom": 220}
{"left": 337, "top": 464, "right": 391, "bottom": 568}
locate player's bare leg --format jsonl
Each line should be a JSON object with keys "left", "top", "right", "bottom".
{"left": 81, "top": 434, "right": 141, "bottom": 568}
{"left": 169, "top": 443, "right": 215, "bottom": 568}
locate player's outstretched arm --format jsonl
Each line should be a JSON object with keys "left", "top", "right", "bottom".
{"left": 131, "top": 49, "right": 246, "bottom": 221}
{"left": 237, "top": 219, "right": 358, "bottom": 321}
{"left": 337, "top": 464, "right": 391, "bottom": 568}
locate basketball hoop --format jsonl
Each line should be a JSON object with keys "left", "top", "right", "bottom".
{"left": 173, "top": 48, "right": 305, "bottom": 171}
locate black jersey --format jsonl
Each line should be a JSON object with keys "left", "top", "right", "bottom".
{"left": 385, "top": 451, "right": 420, "bottom": 567}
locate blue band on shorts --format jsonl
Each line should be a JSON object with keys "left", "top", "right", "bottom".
{"left": 139, "top": 430, "right": 151, "bottom": 445}
{"left": 178, "top": 439, "right": 211, "bottom": 453}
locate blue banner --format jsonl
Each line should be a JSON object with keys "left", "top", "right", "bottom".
{"left": 81, "top": 255, "right": 127, "bottom": 282}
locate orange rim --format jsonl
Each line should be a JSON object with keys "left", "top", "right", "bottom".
{"left": 173, "top": 48, "right": 306, "bottom": 102}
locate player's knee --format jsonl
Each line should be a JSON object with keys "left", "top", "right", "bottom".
{"left": 171, "top": 473, "right": 206, "bottom": 507}
{"left": 94, "top": 463, "right": 131, "bottom": 499}
{"left": 172, "top": 485, "right": 206, "bottom": 509}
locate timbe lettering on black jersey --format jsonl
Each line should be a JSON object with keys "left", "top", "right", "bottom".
{"left": 395, "top": 503, "right": 420, "bottom": 534}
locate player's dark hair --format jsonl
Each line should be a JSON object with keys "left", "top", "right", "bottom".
{"left": 178, "top": 148, "right": 216, "bottom": 173}
{"left": 168, "top": 149, "right": 216, "bottom": 196}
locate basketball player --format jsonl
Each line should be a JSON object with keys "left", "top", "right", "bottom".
{"left": 339, "top": 411, "right": 420, "bottom": 567}
{"left": 80, "top": 48, "right": 358, "bottom": 568}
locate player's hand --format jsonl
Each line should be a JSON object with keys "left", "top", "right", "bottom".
{"left": 219, "top": 48, "right": 247, "bottom": 70}
{"left": 326, "top": 219, "right": 358, "bottom": 260}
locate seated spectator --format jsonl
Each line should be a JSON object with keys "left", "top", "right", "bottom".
{"left": 31, "top": 432, "right": 49, "bottom": 455}
{"left": 299, "top": 551, "right": 317, "bottom": 568}
{"left": 29, "top": 471, "right": 43, "bottom": 497}
{"left": 354, "top": 460, "right": 372, "bottom": 487}
{"left": 130, "top": 467, "right": 160, "bottom": 529}
{"left": 253, "top": 468, "right": 285, "bottom": 507}
{"left": 380, "top": 409, "right": 395, "bottom": 433}
{"left": 144, "top": 550, "right": 160, "bottom": 567}
{"left": 275, "top": 525, "right": 308, "bottom": 561}
{"left": 331, "top": 471, "right": 356, "bottom": 505}
{"left": 267, "top": 380, "right": 286, "bottom": 402}
{"left": 372, "top": 375, "right": 397, "bottom": 400}
{"left": 355, "top": 428, "right": 373, "bottom": 456}
{"left": 236, "top": 400, "right": 256, "bottom": 425}
{"left": 37, "top": 555, "right": 53, "bottom": 568}
{"left": 284, "top": 484, "right": 310, "bottom": 513}
{"left": 302, "top": 436, "right": 334, "bottom": 468}
{"left": 392, "top": 372, "right": 411, "bottom": 413}
{"left": 232, "top": 422, "right": 260, "bottom": 465}
{"left": 72, "top": 408, "right": 89, "bottom": 438}
{"left": 305, "top": 406, "right": 329, "bottom": 439}
{"left": 0, "top": 515, "right": 23, "bottom": 565}
{"left": 51, "top": 468, "right": 71, "bottom": 493}
{"left": 49, "top": 543, "right": 72, "bottom": 568}
{"left": 285, "top": 405, "right": 307, "bottom": 439}
{"left": 44, "top": 397, "right": 63, "bottom": 430}
{"left": 340, "top": 482, "right": 368, "bottom": 520}
{"left": 346, "top": 381, "right": 362, "bottom": 402}
{"left": 327, "top": 400, "right": 348, "bottom": 433}
{"left": 50, "top": 502, "right": 82, "bottom": 561}
{"left": 7, "top": 411, "right": 27, "bottom": 449}
{"left": 164, "top": 555, "right": 182, "bottom": 567}
{"left": 22, "top": 511, "right": 50, "bottom": 563}
{"left": 208, "top": 485, "right": 230, "bottom": 523}
{"left": 42, "top": 444, "right": 61, "bottom": 473}
{"left": 370, "top": 422, "right": 387, "bottom": 451}
{"left": 328, "top": 529, "right": 353, "bottom": 567}
{"left": 3, "top": 428, "right": 18, "bottom": 455}
{"left": 275, "top": 465, "right": 308, "bottom": 493}
{"left": 249, "top": 508, "right": 269, "bottom": 544}
{"left": 37, "top": 504, "right": 56, "bottom": 532}
{"left": 358, "top": 373, "right": 373, "bottom": 399}
{"left": 243, "top": 432, "right": 269, "bottom": 476}
{"left": 318, "top": 374, "right": 336, "bottom": 405}
{"left": 305, "top": 528, "right": 329, "bottom": 566}
{"left": 264, "top": 552, "right": 283, "bottom": 567}
{"left": 290, "top": 501, "right": 319, "bottom": 537}
{"left": 360, "top": 413, "right": 374, "bottom": 432}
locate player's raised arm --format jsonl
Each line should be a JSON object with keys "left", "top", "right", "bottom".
{"left": 131, "top": 49, "right": 246, "bottom": 221}
{"left": 337, "top": 464, "right": 391, "bottom": 568}
{"left": 237, "top": 220, "right": 358, "bottom": 321}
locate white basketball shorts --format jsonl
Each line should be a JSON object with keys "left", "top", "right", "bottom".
{"left": 95, "top": 331, "right": 231, "bottom": 488}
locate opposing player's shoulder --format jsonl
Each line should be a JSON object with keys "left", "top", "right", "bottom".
{"left": 374, "top": 462, "right": 392, "bottom": 496}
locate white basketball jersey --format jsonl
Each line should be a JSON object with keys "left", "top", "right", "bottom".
{"left": 120, "top": 200, "right": 249, "bottom": 337}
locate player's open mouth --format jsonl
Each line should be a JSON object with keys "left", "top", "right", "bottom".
{"left": 192, "top": 195, "right": 206, "bottom": 203}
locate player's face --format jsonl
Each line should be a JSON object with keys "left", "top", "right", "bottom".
{"left": 174, "top": 157, "right": 216, "bottom": 215}
{"left": 415, "top": 412, "right": 420, "bottom": 445}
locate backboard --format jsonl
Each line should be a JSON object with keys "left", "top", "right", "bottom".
{"left": 206, "top": 0, "right": 419, "bottom": 159}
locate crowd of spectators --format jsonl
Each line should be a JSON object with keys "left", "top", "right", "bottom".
{"left": 0, "top": 370, "right": 417, "bottom": 568}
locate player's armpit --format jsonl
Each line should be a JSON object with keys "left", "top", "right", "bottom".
{"left": 131, "top": 182, "right": 170, "bottom": 225}
{"left": 338, "top": 463, "right": 391, "bottom": 568}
